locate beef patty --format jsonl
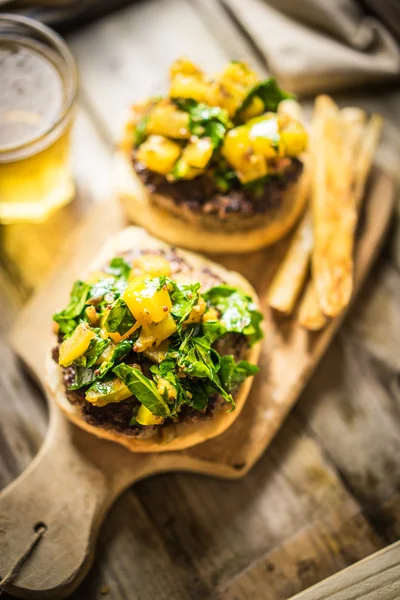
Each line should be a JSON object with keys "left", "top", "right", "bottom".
{"left": 133, "top": 156, "right": 303, "bottom": 221}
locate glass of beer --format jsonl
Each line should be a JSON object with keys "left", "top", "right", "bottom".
{"left": 0, "top": 15, "right": 78, "bottom": 223}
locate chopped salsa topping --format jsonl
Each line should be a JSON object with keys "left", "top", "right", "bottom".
{"left": 53, "top": 252, "right": 263, "bottom": 428}
{"left": 129, "top": 58, "right": 307, "bottom": 190}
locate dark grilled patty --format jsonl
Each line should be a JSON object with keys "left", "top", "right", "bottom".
{"left": 133, "top": 157, "right": 303, "bottom": 220}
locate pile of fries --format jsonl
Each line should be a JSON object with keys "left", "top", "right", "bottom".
{"left": 268, "top": 95, "right": 382, "bottom": 330}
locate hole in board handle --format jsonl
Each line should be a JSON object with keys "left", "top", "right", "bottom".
{"left": 33, "top": 522, "right": 47, "bottom": 535}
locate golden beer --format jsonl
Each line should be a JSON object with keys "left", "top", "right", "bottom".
{"left": 0, "top": 15, "right": 77, "bottom": 223}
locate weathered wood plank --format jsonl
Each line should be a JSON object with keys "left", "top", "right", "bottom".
{"left": 295, "top": 258, "right": 400, "bottom": 541}
{"left": 288, "top": 541, "right": 400, "bottom": 600}
{"left": 218, "top": 509, "right": 381, "bottom": 599}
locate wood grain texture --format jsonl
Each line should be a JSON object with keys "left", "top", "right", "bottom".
{"left": 0, "top": 163, "right": 394, "bottom": 598}
{"left": 0, "top": 0, "right": 400, "bottom": 598}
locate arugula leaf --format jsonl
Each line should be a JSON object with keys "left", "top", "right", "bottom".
{"left": 236, "top": 78, "right": 293, "bottom": 118}
{"left": 170, "top": 282, "right": 200, "bottom": 325}
{"left": 219, "top": 355, "right": 259, "bottom": 392}
{"left": 202, "top": 319, "right": 227, "bottom": 343}
{"left": 154, "top": 359, "right": 211, "bottom": 413}
{"left": 89, "top": 277, "right": 127, "bottom": 304}
{"left": 134, "top": 115, "right": 149, "bottom": 147}
{"left": 53, "top": 281, "right": 91, "bottom": 335}
{"left": 174, "top": 99, "right": 232, "bottom": 149}
{"left": 114, "top": 363, "right": 171, "bottom": 417}
{"left": 98, "top": 340, "right": 134, "bottom": 376}
{"left": 74, "top": 336, "right": 110, "bottom": 368}
{"left": 105, "top": 257, "right": 131, "bottom": 279}
{"left": 104, "top": 299, "right": 136, "bottom": 335}
{"left": 70, "top": 339, "right": 133, "bottom": 390}
{"left": 177, "top": 334, "right": 234, "bottom": 408}
{"left": 203, "top": 285, "right": 263, "bottom": 345}
{"left": 70, "top": 366, "right": 97, "bottom": 390}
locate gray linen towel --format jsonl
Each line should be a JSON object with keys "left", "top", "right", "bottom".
{"left": 223, "top": 0, "right": 400, "bottom": 94}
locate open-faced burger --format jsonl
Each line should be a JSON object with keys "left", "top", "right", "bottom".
{"left": 47, "top": 228, "right": 263, "bottom": 452}
{"left": 115, "top": 58, "right": 309, "bottom": 253}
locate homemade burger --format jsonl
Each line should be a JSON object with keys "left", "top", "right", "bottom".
{"left": 47, "top": 228, "right": 263, "bottom": 452}
{"left": 116, "top": 58, "right": 309, "bottom": 253}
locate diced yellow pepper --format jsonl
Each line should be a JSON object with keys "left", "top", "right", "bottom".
{"left": 85, "top": 305, "right": 99, "bottom": 327}
{"left": 207, "top": 80, "right": 240, "bottom": 117}
{"left": 136, "top": 135, "right": 181, "bottom": 175}
{"left": 219, "top": 61, "right": 259, "bottom": 87}
{"left": 96, "top": 341, "right": 115, "bottom": 365}
{"left": 181, "top": 138, "right": 213, "bottom": 169}
{"left": 147, "top": 101, "right": 190, "bottom": 139}
{"left": 136, "top": 404, "right": 164, "bottom": 426}
{"left": 208, "top": 61, "right": 259, "bottom": 117}
{"left": 280, "top": 120, "right": 308, "bottom": 156}
{"left": 143, "top": 340, "right": 169, "bottom": 363}
{"left": 123, "top": 277, "right": 172, "bottom": 326}
{"left": 85, "top": 378, "right": 132, "bottom": 407}
{"left": 170, "top": 57, "right": 203, "bottom": 78}
{"left": 248, "top": 115, "right": 280, "bottom": 159}
{"left": 170, "top": 74, "right": 210, "bottom": 104}
{"left": 156, "top": 376, "right": 177, "bottom": 400}
{"left": 108, "top": 322, "right": 141, "bottom": 344}
{"left": 240, "top": 97, "right": 265, "bottom": 121}
{"left": 132, "top": 254, "right": 171, "bottom": 277}
{"left": 135, "top": 313, "right": 177, "bottom": 352}
{"left": 59, "top": 323, "right": 95, "bottom": 367}
{"left": 222, "top": 126, "right": 268, "bottom": 183}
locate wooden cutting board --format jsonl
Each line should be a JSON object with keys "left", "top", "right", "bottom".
{"left": 0, "top": 167, "right": 394, "bottom": 599}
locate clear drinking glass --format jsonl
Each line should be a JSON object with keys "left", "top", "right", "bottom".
{"left": 0, "top": 14, "right": 78, "bottom": 223}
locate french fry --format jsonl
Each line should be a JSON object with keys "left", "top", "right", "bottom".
{"left": 268, "top": 212, "right": 313, "bottom": 314}
{"left": 297, "top": 281, "right": 327, "bottom": 331}
{"left": 354, "top": 114, "right": 383, "bottom": 207}
{"left": 311, "top": 95, "right": 357, "bottom": 318}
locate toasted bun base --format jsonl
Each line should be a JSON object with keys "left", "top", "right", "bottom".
{"left": 115, "top": 150, "right": 309, "bottom": 254}
{"left": 46, "top": 227, "right": 262, "bottom": 453}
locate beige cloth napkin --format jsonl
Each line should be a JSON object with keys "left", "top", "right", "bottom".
{"left": 223, "top": 0, "right": 400, "bottom": 94}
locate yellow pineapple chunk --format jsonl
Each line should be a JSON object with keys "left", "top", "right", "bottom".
{"left": 59, "top": 323, "right": 95, "bottom": 367}
{"left": 136, "top": 404, "right": 164, "bottom": 426}
{"left": 280, "top": 118, "right": 308, "bottom": 156}
{"left": 170, "top": 59, "right": 209, "bottom": 104}
{"left": 123, "top": 276, "right": 172, "bottom": 326}
{"left": 86, "top": 378, "right": 132, "bottom": 407}
{"left": 136, "top": 135, "right": 181, "bottom": 175}
{"left": 135, "top": 313, "right": 177, "bottom": 352}
{"left": 108, "top": 322, "right": 141, "bottom": 344}
{"left": 222, "top": 125, "right": 268, "bottom": 183}
{"left": 147, "top": 101, "right": 190, "bottom": 139}
{"left": 181, "top": 138, "right": 213, "bottom": 169}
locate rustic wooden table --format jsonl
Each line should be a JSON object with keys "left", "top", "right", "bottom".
{"left": 1, "top": 1, "right": 400, "bottom": 598}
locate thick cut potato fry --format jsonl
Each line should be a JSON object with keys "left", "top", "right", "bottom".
{"left": 311, "top": 95, "right": 357, "bottom": 318}
{"left": 297, "top": 281, "right": 327, "bottom": 331}
{"left": 354, "top": 114, "right": 383, "bottom": 207}
{"left": 268, "top": 212, "right": 313, "bottom": 314}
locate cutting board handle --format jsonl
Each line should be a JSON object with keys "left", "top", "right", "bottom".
{"left": 0, "top": 404, "right": 122, "bottom": 599}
